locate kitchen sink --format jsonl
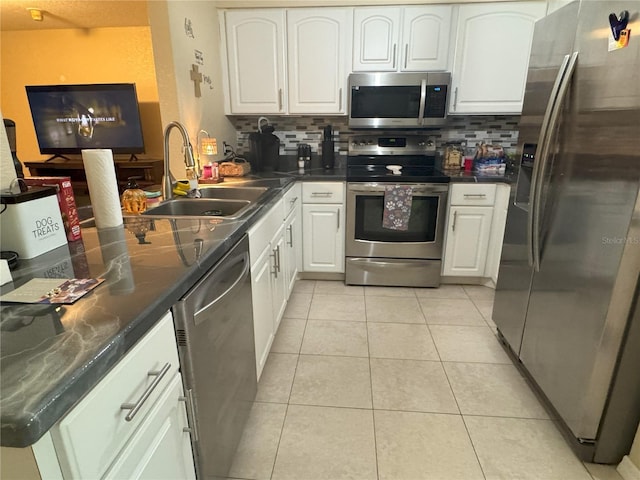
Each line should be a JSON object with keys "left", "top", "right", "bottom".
{"left": 143, "top": 198, "right": 252, "bottom": 219}
{"left": 198, "top": 186, "right": 268, "bottom": 202}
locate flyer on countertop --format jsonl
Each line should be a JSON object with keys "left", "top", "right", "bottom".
{"left": 0, "top": 278, "right": 105, "bottom": 304}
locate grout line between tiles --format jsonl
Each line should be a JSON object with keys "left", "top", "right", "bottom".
{"left": 269, "top": 279, "right": 309, "bottom": 480}
{"left": 364, "top": 292, "right": 381, "bottom": 480}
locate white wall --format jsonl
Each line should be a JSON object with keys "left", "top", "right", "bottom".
{"left": 148, "top": 0, "right": 236, "bottom": 177}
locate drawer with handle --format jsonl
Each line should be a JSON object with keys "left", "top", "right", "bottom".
{"left": 302, "top": 181, "right": 345, "bottom": 204}
{"left": 449, "top": 184, "right": 496, "bottom": 206}
{"left": 282, "top": 182, "right": 301, "bottom": 218}
{"left": 51, "top": 312, "right": 180, "bottom": 479}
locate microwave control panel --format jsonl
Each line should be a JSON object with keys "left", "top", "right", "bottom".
{"left": 424, "top": 85, "right": 448, "bottom": 118}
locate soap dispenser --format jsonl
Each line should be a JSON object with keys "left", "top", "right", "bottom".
{"left": 121, "top": 176, "right": 147, "bottom": 214}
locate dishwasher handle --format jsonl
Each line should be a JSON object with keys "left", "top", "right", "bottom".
{"left": 193, "top": 252, "right": 250, "bottom": 324}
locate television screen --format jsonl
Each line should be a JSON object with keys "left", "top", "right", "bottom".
{"left": 25, "top": 83, "right": 145, "bottom": 155}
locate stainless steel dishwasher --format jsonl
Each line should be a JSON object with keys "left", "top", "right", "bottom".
{"left": 173, "top": 234, "right": 257, "bottom": 479}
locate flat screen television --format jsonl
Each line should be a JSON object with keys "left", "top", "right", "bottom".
{"left": 25, "top": 83, "right": 145, "bottom": 156}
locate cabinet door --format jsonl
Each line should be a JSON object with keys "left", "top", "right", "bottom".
{"left": 224, "top": 9, "right": 286, "bottom": 114}
{"left": 270, "top": 224, "right": 288, "bottom": 332}
{"left": 450, "top": 2, "right": 546, "bottom": 114}
{"left": 443, "top": 206, "right": 494, "bottom": 277}
{"left": 287, "top": 8, "right": 352, "bottom": 114}
{"left": 401, "top": 6, "right": 452, "bottom": 71}
{"left": 251, "top": 246, "right": 274, "bottom": 380}
{"left": 284, "top": 208, "right": 301, "bottom": 296}
{"left": 485, "top": 184, "right": 511, "bottom": 284}
{"left": 103, "top": 374, "right": 196, "bottom": 480}
{"left": 352, "top": 7, "right": 401, "bottom": 72}
{"left": 302, "top": 204, "right": 345, "bottom": 273}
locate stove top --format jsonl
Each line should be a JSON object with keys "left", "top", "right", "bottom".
{"left": 347, "top": 165, "right": 450, "bottom": 183}
{"left": 346, "top": 134, "right": 449, "bottom": 183}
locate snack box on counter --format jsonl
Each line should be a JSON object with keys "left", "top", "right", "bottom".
{"left": 24, "top": 177, "right": 81, "bottom": 241}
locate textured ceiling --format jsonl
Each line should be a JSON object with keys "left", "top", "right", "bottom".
{"left": 0, "top": 0, "right": 150, "bottom": 31}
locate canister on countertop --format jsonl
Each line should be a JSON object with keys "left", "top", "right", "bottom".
{"left": 0, "top": 186, "right": 68, "bottom": 259}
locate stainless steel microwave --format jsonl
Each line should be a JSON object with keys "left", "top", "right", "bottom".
{"left": 348, "top": 72, "right": 451, "bottom": 128}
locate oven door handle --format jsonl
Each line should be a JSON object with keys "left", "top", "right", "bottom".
{"left": 348, "top": 185, "right": 448, "bottom": 195}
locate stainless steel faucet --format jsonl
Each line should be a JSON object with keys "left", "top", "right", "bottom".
{"left": 163, "top": 121, "right": 196, "bottom": 200}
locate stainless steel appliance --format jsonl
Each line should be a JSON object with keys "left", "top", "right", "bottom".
{"left": 173, "top": 235, "right": 257, "bottom": 478}
{"left": 492, "top": 1, "right": 640, "bottom": 463}
{"left": 348, "top": 72, "right": 450, "bottom": 128}
{"left": 346, "top": 135, "right": 449, "bottom": 287}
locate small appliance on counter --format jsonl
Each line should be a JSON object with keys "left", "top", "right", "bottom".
{"left": 297, "top": 143, "right": 311, "bottom": 170}
{"left": 322, "top": 125, "right": 335, "bottom": 170}
{"left": 248, "top": 117, "right": 280, "bottom": 172}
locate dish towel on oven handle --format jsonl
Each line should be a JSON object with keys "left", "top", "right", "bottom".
{"left": 382, "top": 185, "right": 413, "bottom": 231}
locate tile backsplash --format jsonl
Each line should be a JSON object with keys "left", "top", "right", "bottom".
{"left": 229, "top": 115, "right": 520, "bottom": 157}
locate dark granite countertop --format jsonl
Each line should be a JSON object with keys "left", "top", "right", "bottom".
{"left": 0, "top": 164, "right": 511, "bottom": 448}
{"left": 445, "top": 169, "right": 517, "bottom": 184}
{"left": 0, "top": 177, "right": 303, "bottom": 448}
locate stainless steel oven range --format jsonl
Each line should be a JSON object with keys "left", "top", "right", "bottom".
{"left": 346, "top": 135, "right": 450, "bottom": 287}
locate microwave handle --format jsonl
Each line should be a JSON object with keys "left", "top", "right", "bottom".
{"left": 418, "top": 79, "right": 427, "bottom": 126}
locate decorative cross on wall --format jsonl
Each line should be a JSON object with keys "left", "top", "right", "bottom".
{"left": 190, "top": 64, "right": 203, "bottom": 98}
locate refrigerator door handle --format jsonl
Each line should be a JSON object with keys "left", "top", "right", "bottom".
{"left": 527, "top": 52, "right": 573, "bottom": 269}
{"left": 531, "top": 51, "right": 579, "bottom": 272}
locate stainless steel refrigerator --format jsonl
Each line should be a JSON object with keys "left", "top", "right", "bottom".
{"left": 493, "top": 0, "right": 640, "bottom": 464}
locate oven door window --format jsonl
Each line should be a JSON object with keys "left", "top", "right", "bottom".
{"left": 350, "top": 86, "right": 421, "bottom": 118}
{"left": 355, "top": 195, "right": 438, "bottom": 242}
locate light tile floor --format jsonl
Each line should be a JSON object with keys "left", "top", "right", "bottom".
{"left": 228, "top": 280, "right": 624, "bottom": 480}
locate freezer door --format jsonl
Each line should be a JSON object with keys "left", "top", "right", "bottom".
{"left": 492, "top": 2, "right": 579, "bottom": 353}
{"left": 519, "top": 1, "right": 640, "bottom": 441}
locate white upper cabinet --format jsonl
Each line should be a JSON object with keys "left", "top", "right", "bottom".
{"left": 222, "top": 9, "right": 286, "bottom": 114}
{"left": 352, "top": 8, "right": 401, "bottom": 71}
{"left": 287, "top": 8, "right": 352, "bottom": 114}
{"left": 449, "top": 2, "right": 546, "bottom": 114}
{"left": 353, "top": 6, "right": 452, "bottom": 72}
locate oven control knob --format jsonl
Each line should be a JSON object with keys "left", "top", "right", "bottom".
{"left": 418, "top": 141, "right": 425, "bottom": 146}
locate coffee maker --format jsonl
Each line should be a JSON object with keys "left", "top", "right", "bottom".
{"left": 3, "top": 119, "right": 25, "bottom": 179}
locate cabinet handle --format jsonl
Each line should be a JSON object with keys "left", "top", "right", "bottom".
{"left": 392, "top": 44, "right": 397, "bottom": 69}
{"left": 121, "top": 362, "right": 171, "bottom": 422}
{"left": 404, "top": 44, "right": 408, "bottom": 69}
{"left": 452, "top": 211, "right": 458, "bottom": 232}
{"left": 337, "top": 209, "right": 340, "bottom": 231}
{"left": 276, "top": 245, "right": 281, "bottom": 273}
{"left": 453, "top": 87, "right": 458, "bottom": 111}
{"left": 463, "top": 193, "right": 487, "bottom": 199}
{"left": 311, "top": 192, "right": 332, "bottom": 197}
{"left": 339, "top": 88, "right": 343, "bottom": 111}
{"left": 278, "top": 88, "right": 283, "bottom": 111}
{"left": 290, "top": 196, "right": 298, "bottom": 205}
{"left": 179, "top": 388, "right": 199, "bottom": 441}
{"left": 271, "top": 248, "right": 278, "bottom": 278}
{"left": 287, "top": 224, "right": 293, "bottom": 247}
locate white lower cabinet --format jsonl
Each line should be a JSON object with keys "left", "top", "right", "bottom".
{"left": 284, "top": 207, "right": 302, "bottom": 295}
{"left": 443, "top": 183, "right": 510, "bottom": 281}
{"left": 16, "top": 313, "right": 196, "bottom": 480}
{"left": 102, "top": 374, "right": 195, "bottom": 480}
{"left": 443, "top": 205, "right": 494, "bottom": 276}
{"left": 250, "top": 244, "right": 276, "bottom": 379}
{"left": 301, "top": 182, "right": 345, "bottom": 273}
{"left": 270, "top": 223, "right": 288, "bottom": 332}
{"left": 248, "top": 183, "right": 302, "bottom": 380}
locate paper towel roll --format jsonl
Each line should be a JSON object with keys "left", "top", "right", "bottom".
{"left": 82, "top": 149, "right": 123, "bottom": 228}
